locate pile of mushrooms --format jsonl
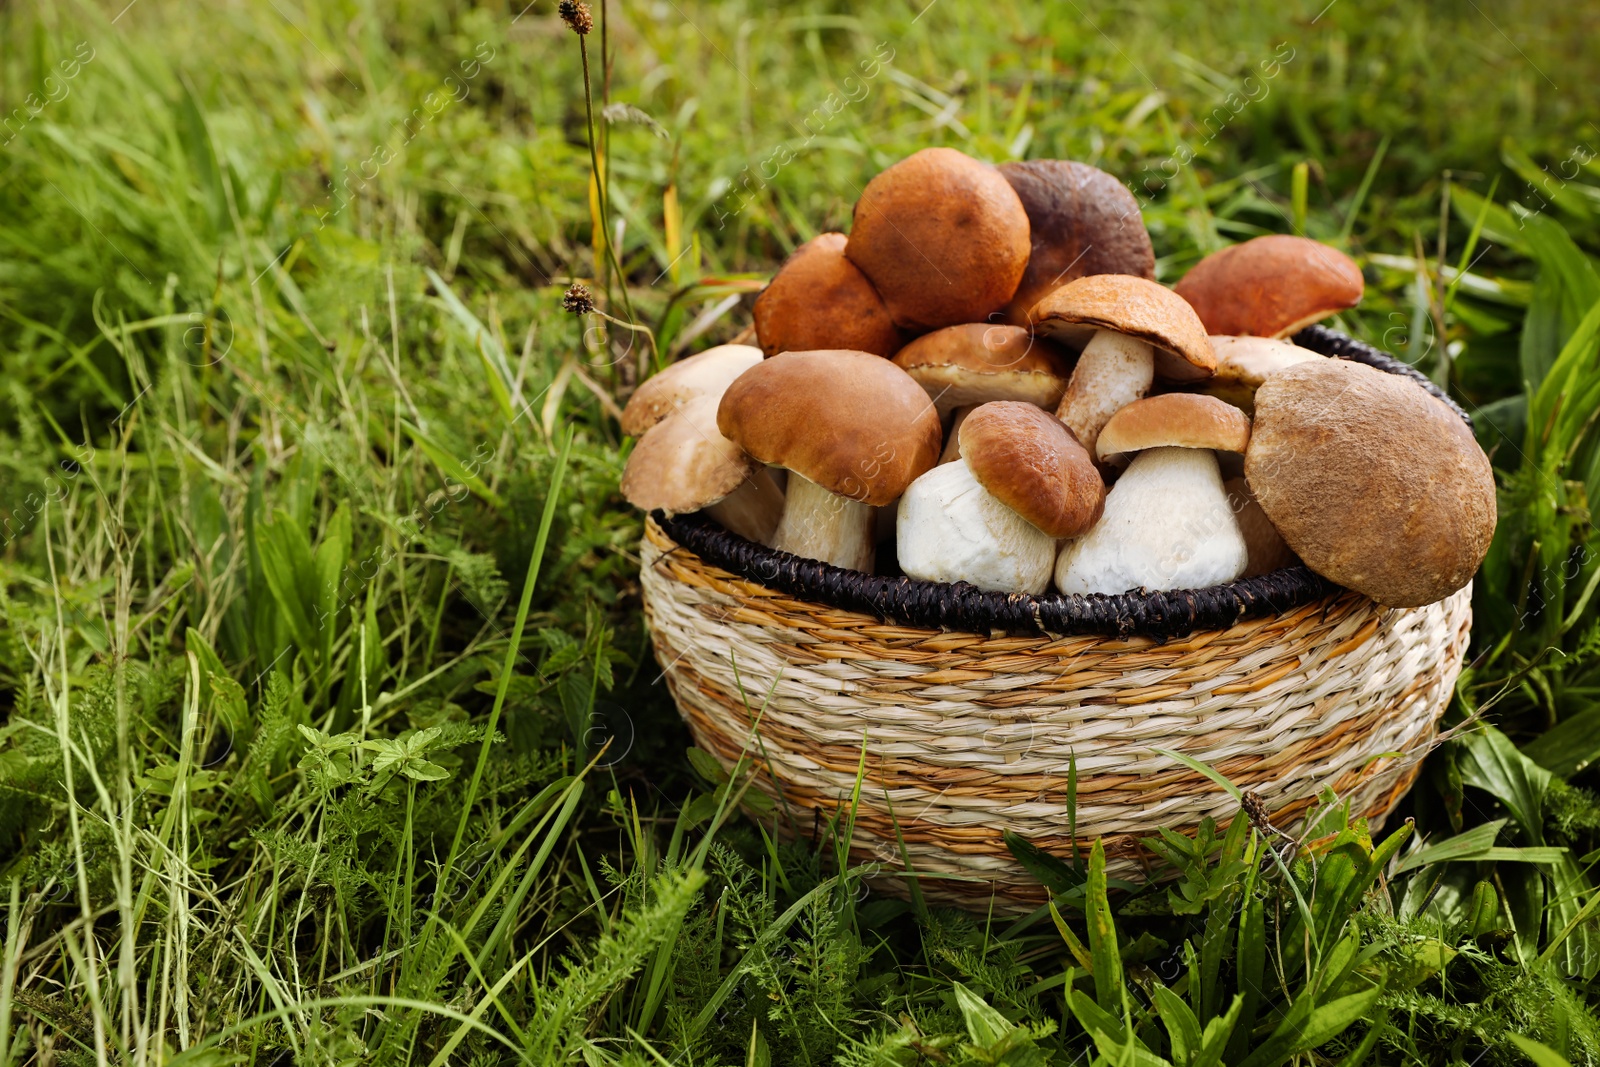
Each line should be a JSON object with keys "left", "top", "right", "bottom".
{"left": 619, "top": 148, "right": 1497, "bottom": 609}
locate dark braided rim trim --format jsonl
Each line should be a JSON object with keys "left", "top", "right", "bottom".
{"left": 653, "top": 329, "right": 1469, "bottom": 639}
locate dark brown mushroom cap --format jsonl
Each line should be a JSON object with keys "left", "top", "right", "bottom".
{"left": 1095, "top": 393, "right": 1251, "bottom": 460}
{"left": 1174, "top": 235, "right": 1364, "bottom": 338}
{"left": 1030, "top": 274, "right": 1216, "bottom": 381}
{"left": 892, "top": 324, "right": 1072, "bottom": 410}
{"left": 717, "top": 349, "right": 942, "bottom": 506}
{"left": 621, "top": 395, "right": 757, "bottom": 515}
{"left": 997, "top": 160, "right": 1156, "bottom": 326}
{"left": 844, "top": 148, "right": 1031, "bottom": 332}
{"left": 1244, "top": 358, "right": 1496, "bottom": 608}
{"left": 620, "top": 344, "right": 763, "bottom": 437}
{"left": 959, "top": 402, "right": 1105, "bottom": 538}
{"left": 752, "top": 232, "right": 903, "bottom": 358}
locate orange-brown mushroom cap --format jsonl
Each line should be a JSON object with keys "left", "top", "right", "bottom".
{"left": 1030, "top": 274, "right": 1217, "bottom": 381}
{"left": 753, "top": 232, "right": 903, "bottom": 358}
{"left": 997, "top": 159, "right": 1156, "bottom": 325}
{"left": 1174, "top": 235, "right": 1363, "bottom": 338}
{"left": 959, "top": 402, "right": 1105, "bottom": 538}
{"left": 716, "top": 349, "right": 942, "bottom": 506}
{"left": 621, "top": 395, "right": 759, "bottom": 515}
{"left": 892, "top": 324, "right": 1072, "bottom": 412}
{"left": 1095, "top": 393, "right": 1251, "bottom": 461}
{"left": 844, "top": 148, "right": 1031, "bottom": 332}
{"left": 620, "top": 344, "right": 763, "bottom": 437}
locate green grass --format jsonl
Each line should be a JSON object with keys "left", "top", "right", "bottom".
{"left": 2, "top": 0, "right": 1600, "bottom": 1063}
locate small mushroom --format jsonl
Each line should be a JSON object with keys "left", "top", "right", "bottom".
{"left": 1198, "top": 336, "right": 1322, "bottom": 413}
{"left": 893, "top": 324, "right": 1072, "bottom": 417}
{"left": 1055, "top": 394, "right": 1251, "bottom": 595}
{"left": 753, "top": 233, "right": 903, "bottom": 358}
{"left": 1225, "top": 476, "right": 1297, "bottom": 576}
{"left": 717, "top": 349, "right": 942, "bottom": 572}
{"left": 996, "top": 159, "right": 1156, "bottom": 326}
{"left": 1174, "top": 235, "right": 1363, "bottom": 338}
{"left": 621, "top": 395, "right": 785, "bottom": 545}
{"left": 1030, "top": 275, "right": 1215, "bottom": 456}
{"left": 1245, "top": 358, "right": 1496, "bottom": 607}
{"left": 844, "top": 148, "right": 1031, "bottom": 332}
{"left": 619, "top": 344, "right": 763, "bottom": 437}
{"left": 898, "top": 402, "right": 1103, "bottom": 594}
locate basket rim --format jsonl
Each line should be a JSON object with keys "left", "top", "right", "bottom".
{"left": 651, "top": 327, "right": 1470, "bottom": 639}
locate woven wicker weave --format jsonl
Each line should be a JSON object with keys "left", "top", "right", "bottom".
{"left": 636, "top": 331, "right": 1476, "bottom": 910}
{"left": 642, "top": 520, "right": 1471, "bottom": 909}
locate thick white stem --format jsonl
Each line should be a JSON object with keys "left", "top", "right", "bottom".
{"left": 1055, "top": 330, "right": 1154, "bottom": 455}
{"left": 897, "top": 460, "right": 1056, "bottom": 594}
{"left": 771, "top": 473, "right": 876, "bottom": 572}
{"left": 704, "top": 468, "right": 785, "bottom": 545}
{"left": 1055, "top": 447, "right": 1248, "bottom": 594}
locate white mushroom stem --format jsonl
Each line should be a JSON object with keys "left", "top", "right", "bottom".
{"left": 705, "top": 468, "right": 785, "bottom": 546}
{"left": 897, "top": 460, "right": 1056, "bottom": 594}
{"left": 938, "top": 406, "right": 974, "bottom": 465}
{"left": 1056, "top": 331, "right": 1154, "bottom": 455}
{"left": 1054, "top": 447, "right": 1247, "bottom": 595}
{"left": 771, "top": 473, "right": 876, "bottom": 572}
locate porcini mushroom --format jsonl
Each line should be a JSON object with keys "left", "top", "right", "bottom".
{"left": 898, "top": 402, "right": 1103, "bottom": 594}
{"left": 619, "top": 344, "right": 763, "bottom": 437}
{"left": 1245, "top": 358, "right": 1496, "bottom": 607}
{"left": 1174, "top": 235, "right": 1363, "bottom": 338}
{"left": 894, "top": 324, "right": 1071, "bottom": 415}
{"left": 1225, "top": 477, "right": 1297, "bottom": 576}
{"left": 1030, "top": 275, "right": 1215, "bottom": 456}
{"left": 1199, "top": 336, "right": 1321, "bottom": 413}
{"left": 996, "top": 159, "right": 1156, "bottom": 325}
{"left": 717, "top": 349, "right": 942, "bottom": 572}
{"left": 621, "top": 394, "right": 785, "bottom": 545}
{"left": 844, "top": 147, "right": 1031, "bottom": 332}
{"left": 1055, "top": 394, "right": 1251, "bottom": 595}
{"left": 753, "top": 233, "right": 903, "bottom": 358}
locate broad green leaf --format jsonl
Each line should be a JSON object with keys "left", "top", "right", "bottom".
{"left": 1086, "top": 838, "right": 1124, "bottom": 1015}
{"left": 1190, "top": 994, "right": 1243, "bottom": 1067}
{"left": 1149, "top": 983, "right": 1200, "bottom": 1065}
{"left": 1066, "top": 988, "right": 1167, "bottom": 1067}
{"left": 1458, "top": 727, "right": 1550, "bottom": 843}
{"left": 1391, "top": 819, "right": 1563, "bottom": 872}
{"left": 1005, "top": 830, "right": 1087, "bottom": 895}
{"left": 1508, "top": 1034, "right": 1575, "bottom": 1067}
{"left": 952, "top": 982, "right": 1012, "bottom": 1047}
{"left": 400, "top": 419, "right": 506, "bottom": 509}
{"left": 257, "top": 510, "right": 318, "bottom": 655}
{"left": 1523, "top": 706, "right": 1600, "bottom": 777}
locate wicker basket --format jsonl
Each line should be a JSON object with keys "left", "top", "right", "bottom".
{"left": 637, "top": 328, "right": 1476, "bottom": 911}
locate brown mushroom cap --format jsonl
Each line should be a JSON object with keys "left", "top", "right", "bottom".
{"left": 959, "top": 402, "right": 1105, "bottom": 538}
{"left": 753, "top": 233, "right": 903, "bottom": 358}
{"left": 1244, "top": 358, "right": 1496, "bottom": 608}
{"left": 844, "top": 148, "right": 1031, "bottom": 332}
{"left": 893, "top": 324, "right": 1073, "bottom": 411}
{"left": 1174, "top": 235, "right": 1363, "bottom": 338}
{"left": 620, "top": 344, "right": 763, "bottom": 437}
{"left": 1095, "top": 393, "right": 1252, "bottom": 461}
{"left": 717, "top": 349, "right": 942, "bottom": 506}
{"left": 997, "top": 160, "right": 1156, "bottom": 326}
{"left": 1030, "top": 274, "right": 1216, "bottom": 381}
{"left": 621, "top": 395, "right": 757, "bottom": 515}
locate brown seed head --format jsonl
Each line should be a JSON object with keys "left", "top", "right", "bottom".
{"left": 558, "top": 0, "right": 593, "bottom": 35}
{"left": 561, "top": 282, "right": 594, "bottom": 315}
